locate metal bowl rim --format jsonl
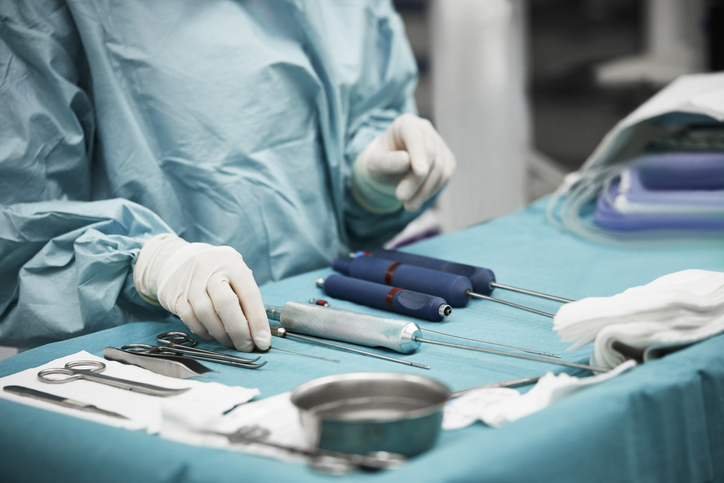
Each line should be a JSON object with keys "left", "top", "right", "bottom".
{"left": 290, "top": 372, "right": 451, "bottom": 423}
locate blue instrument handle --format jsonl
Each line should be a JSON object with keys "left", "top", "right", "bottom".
{"left": 321, "top": 274, "right": 450, "bottom": 322}
{"left": 332, "top": 257, "right": 472, "bottom": 307}
{"left": 365, "top": 248, "right": 496, "bottom": 296}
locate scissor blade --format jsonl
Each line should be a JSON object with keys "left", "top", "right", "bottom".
{"left": 78, "top": 371, "right": 191, "bottom": 397}
{"left": 3, "top": 385, "right": 129, "bottom": 420}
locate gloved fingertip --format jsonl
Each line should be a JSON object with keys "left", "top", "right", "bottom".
{"left": 412, "top": 164, "right": 429, "bottom": 178}
{"left": 233, "top": 339, "right": 256, "bottom": 353}
{"left": 395, "top": 181, "right": 414, "bottom": 202}
{"left": 252, "top": 329, "right": 272, "bottom": 351}
{"left": 195, "top": 331, "right": 214, "bottom": 341}
{"left": 254, "top": 338, "right": 271, "bottom": 351}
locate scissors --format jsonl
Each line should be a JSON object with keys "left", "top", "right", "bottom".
{"left": 37, "top": 360, "right": 190, "bottom": 397}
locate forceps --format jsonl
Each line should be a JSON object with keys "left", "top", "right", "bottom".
{"left": 214, "top": 425, "right": 405, "bottom": 474}
{"left": 156, "top": 331, "right": 337, "bottom": 365}
{"left": 153, "top": 332, "right": 268, "bottom": 369}
{"left": 121, "top": 343, "right": 267, "bottom": 370}
{"left": 37, "top": 360, "right": 189, "bottom": 397}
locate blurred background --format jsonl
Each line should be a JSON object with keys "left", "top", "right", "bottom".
{"left": 388, "top": 0, "right": 724, "bottom": 241}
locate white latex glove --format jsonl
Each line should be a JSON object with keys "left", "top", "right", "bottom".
{"left": 352, "top": 113, "right": 456, "bottom": 213}
{"left": 134, "top": 234, "right": 271, "bottom": 352}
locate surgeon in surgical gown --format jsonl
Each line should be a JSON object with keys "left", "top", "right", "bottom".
{"left": 0, "top": 0, "right": 456, "bottom": 352}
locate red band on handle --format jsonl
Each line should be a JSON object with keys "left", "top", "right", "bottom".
{"left": 386, "top": 287, "right": 403, "bottom": 311}
{"left": 384, "top": 262, "right": 401, "bottom": 285}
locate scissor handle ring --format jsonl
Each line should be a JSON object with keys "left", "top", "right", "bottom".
{"left": 65, "top": 360, "right": 106, "bottom": 373}
{"left": 37, "top": 368, "right": 80, "bottom": 383}
{"left": 157, "top": 331, "right": 197, "bottom": 347}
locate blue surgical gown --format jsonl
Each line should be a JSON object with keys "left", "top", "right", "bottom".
{"left": 0, "top": 0, "right": 426, "bottom": 348}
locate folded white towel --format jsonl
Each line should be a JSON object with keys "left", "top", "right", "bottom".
{"left": 554, "top": 270, "right": 724, "bottom": 368}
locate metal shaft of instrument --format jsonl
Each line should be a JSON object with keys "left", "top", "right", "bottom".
{"left": 214, "top": 427, "right": 403, "bottom": 471}
{"left": 280, "top": 331, "right": 430, "bottom": 370}
{"left": 417, "top": 338, "right": 608, "bottom": 372}
{"left": 178, "top": 353, "right": 267, "bottom": 369}
{"left": 490, "top": 282, "right": 575, "bottom": 304}
{"left": 421, "top": 328, "right": 560, "bottom": 358}
{"left": 163, "top": 344, "right": 260, "bottom": 363}
{"left": 450, "top": 376, "right": 542, "bottom": 398}
{"left": 270, "top": 346, "right": 339, "bottom": 363}
{"left": 466, "top": 291, "right": 555, "bottom": 318}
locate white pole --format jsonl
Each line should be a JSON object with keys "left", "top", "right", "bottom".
{"left": 431, "top": 0, "right": 529, "bottom": 232}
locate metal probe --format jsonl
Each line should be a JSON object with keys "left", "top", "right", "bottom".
{"left": 421, "top": 327, "right": 560, "bottom": 358}
{"left": 310, "top": 299, "right": 560, "bottom": 358}
{"left": 272, "top": 327, "right": 430, "bottom": 370}
{"left": 269, "top": 345, "right": 340, "bottom": 363}
{"left": 489, "top": 282, "right": 574, "bottom": 304}
{"left": 418, "top": 338, "right": 608, "bottom": 372}
{"left": 267, "top": 303, "right": 604, "bottom": 373}
{"left": 465, "top": 291, "right": 555, "bottom": 318}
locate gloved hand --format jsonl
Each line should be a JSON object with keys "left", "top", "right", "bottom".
{"left": 353, "top": 113, "right": 456, "bottom": 213}
{"left": 134, "top": 234, "right": 271, "bottom": 352}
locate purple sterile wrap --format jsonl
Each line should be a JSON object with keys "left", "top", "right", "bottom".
{"left": 594, "top": 152, "right": 724, "bottom": 231}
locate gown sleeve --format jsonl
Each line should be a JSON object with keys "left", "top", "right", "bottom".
{"left": 341, "top": 0, "right": 440, "bottom": 250}
{"left": 0, "top": 1, "right": 175, "bottom": 348}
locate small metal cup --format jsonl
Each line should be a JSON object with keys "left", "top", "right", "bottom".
{"left": 291, "top": 372, "right": 450, "bottom": 458}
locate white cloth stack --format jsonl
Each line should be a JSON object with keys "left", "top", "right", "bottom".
{"left": 554, "top": 269, "right": 724, "bottom": 368}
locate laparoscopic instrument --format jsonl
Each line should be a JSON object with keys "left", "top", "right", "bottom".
{"left": 306, "top": 296, "right": 559, "bottom": 358}
{"left": 3, "top": 385, "right": 130, "bottom": 420}
{"left": 37, "top": 360, "right": 189, "bottom": 397}
{"left": 317, "top": 274, "right": 452, "bottom": 322}
{"left": 272, "top": 327, "right": 430, "bottom": 370}
{"left": 333, "top": 257, "right": 556, "bottom": 317}
{"left": 266, "top": 302, "right": 608, "bottom": 372}
{"left": 356, "top": 248, "right": 574, "bottom": 304}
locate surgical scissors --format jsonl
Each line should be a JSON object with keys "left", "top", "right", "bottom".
{"left": 37, "top": 360, "right": 189, "bottom": 397}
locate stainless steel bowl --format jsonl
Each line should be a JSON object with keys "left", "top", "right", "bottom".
{"left": 290, "top": 372, "right": 450, "bottom": 457}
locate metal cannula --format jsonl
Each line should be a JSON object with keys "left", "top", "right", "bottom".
{"left": 265, "top": 302, "right": 607, "bottom": 372}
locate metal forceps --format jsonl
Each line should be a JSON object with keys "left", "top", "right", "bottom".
{"left": 37, "top": 360, "right": 189, "bottom": 397}
{"left": 154, "top": 332, "right": 267, "bottom": 369}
